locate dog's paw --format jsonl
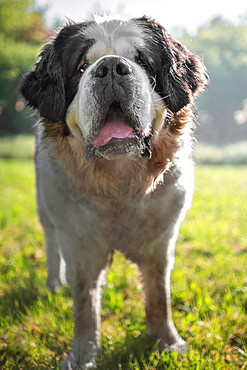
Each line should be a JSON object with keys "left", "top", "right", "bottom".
{"left": 156, "top": 337, "right": 189, "bottom": 354}
{"left": 60, "top": 354, "right": 95, "bottom": 370}
{"left": 60, "top": 354, "right": 76, "bottom": 370}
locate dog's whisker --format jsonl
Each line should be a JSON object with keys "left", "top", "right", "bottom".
{"left": 151, "top": 75, "right": 157, "bottom": 91}
{"left": 154, "top": 93, "right": 173, "bottom": 102}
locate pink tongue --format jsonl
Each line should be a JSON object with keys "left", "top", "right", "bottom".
{"left": 94, "top": 117, "right": 133, "bottom": 146}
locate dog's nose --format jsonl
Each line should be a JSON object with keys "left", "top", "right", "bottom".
{"left": 94, "top": 57, "right": 132, "bottom": 78}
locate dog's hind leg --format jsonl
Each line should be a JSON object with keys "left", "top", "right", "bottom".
{"left": 38, "top": 198, "right": 62, "bottom": 293}
{"left": 43, "top": 225, "right": 63, "bottom": 293}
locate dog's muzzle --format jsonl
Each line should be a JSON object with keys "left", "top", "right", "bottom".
{"left": 84, "top": 56, "right": 154, "bottom": 160}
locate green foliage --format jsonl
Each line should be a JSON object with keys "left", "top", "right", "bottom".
{"left": 0, "top": 152, "right": 246, "bottom": 368}
{"left": 0, "top": 135, "right": 34, "bottom": 159}
{"left": 182, "top": 17, "right": 247, "bottom": 143}
{"left": 0, "top": 0, "right": 48, "bottom": 134}
{"left": 0, "top": 0, "right": 48, "bottom": 43}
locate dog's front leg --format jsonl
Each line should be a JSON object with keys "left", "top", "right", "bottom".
{"left": 60, "top": 264, "right": 107, "bottom": 370}
{"left": 140, "top": 259, "right": 188, "bottom": 354}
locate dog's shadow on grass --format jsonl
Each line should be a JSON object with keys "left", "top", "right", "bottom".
{"left": 0, "top": 253, "right": 47, "bottom": 321}
{"left": 0, "top": 251, "right": 174, "bottom": 368}
{"left": 95, "top": 334, "right": 161, "bottom": 370}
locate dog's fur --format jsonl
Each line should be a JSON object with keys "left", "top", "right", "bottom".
{"left": 20, "top": 16, "right": 208, "bottom": 369}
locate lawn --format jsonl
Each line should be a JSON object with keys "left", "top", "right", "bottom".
{"left": 0, "top": 144, "right": 246, "bottom": 368}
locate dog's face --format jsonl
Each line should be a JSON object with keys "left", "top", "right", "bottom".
{"left": 20, "top": 16, "right": 208, "bottom": 160}
{"left": 67, "top": 22, "right": 155, "bottom": 159}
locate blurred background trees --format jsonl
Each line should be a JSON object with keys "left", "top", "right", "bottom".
{"left": 183, "top": 17, "right": 247, "bottom": 144}
{"left": 0, "top": 0, "right": 51, "bottom": 134}
{"left": 0, "top": 0, "right": 247, "bottom": 144}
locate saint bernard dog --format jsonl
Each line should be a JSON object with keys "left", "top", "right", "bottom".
{"left": 20, "top": 15, "right": 208, "bottom": 369}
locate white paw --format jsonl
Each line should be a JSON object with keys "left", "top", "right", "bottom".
{"left": 60, "top": 354, "right": 77, "bottom": 370}
{"left": 156, "top": 337, "right": 189, "bottom": 354}
{"left": 59, "top": 352, "right": 96, "bottom": 369}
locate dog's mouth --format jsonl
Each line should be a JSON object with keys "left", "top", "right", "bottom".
{"left": 86, "top": 102, "right": 152, "bottom": 160}
{"left": 93, "top": 102, "right": 137, "bottom": 146}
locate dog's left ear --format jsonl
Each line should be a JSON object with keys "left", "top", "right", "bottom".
{"left": 19, "top": 43, "right": 66, "bottom": 122}
{"left": 137, "top": 17, "right": 209, "bottom": 113}
{"left": 161, "top": 37, "right": 209, "bottom": 113}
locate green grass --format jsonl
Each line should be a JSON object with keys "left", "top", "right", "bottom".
{"left": 0, "top": 146, "right": 247, "bottom": 368}
{"left": 195, "top": 141, "right": 247, "bottom": 165}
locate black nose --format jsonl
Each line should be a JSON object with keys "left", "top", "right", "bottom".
{"left": 94, "top": 57, "right": 132, "bottom": 78}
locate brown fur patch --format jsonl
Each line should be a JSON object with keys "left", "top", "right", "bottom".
{"left": 149, "top": 105, "right": 192, "bottom": 178}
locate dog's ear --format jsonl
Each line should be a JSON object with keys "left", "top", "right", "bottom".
{"left": 161, "top": 37, "right": 209, "bottom": 113}
{"left": 19, "top": 43, "right": 66, "bottom": 121}
{"left": 137, "top": 17, "right": 209, "bottom": 113}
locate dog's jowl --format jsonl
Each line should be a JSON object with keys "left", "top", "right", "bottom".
{"left": 20, "top": 16, "right": 208, "bottom": 369}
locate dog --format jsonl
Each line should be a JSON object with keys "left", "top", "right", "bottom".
{"left": 20, "top": 15, "right": 208, "bottom": 369}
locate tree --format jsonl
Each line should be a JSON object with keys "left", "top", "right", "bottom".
{"left": 182, "top": 17, "right": 247, "bottom": 143}
{"left": 0, "top": 0, "right": 50, "bottom": 134}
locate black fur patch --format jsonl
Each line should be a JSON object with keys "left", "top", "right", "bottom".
{"left": 19, "top": 43, "right": 66, "bottom": 122}
{"left": 19, "top": 22, "right": 94, "bottom": 125}
{"left": 134, "top": 16, "right": 209, "bottom": 113}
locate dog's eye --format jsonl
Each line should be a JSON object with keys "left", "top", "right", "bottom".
{"left": 136, "top": 54, "right": 154, "bottom": 76}
{"left": 136, "top": 51, "right": 147, "bottom": 66}
{"left": 136, "top": 57, "right": 144, "bottom": 66}
{"left": 77, "top": 57, "right": 89, "bottom": 74}
{"left": 79, "top": 63, "right": 88, "bottom": 73}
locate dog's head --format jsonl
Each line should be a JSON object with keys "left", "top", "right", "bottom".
{"left": 20, "top": 16, "right": 208, "bottom": 161}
